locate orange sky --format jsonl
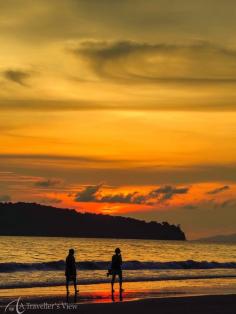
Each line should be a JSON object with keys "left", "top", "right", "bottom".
{"left": 0, "top": 0, "right": 236, "bottom": 239}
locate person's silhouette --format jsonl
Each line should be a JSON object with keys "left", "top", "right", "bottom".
{"left": 110, "top": 247, "right": 123, "bottom": 301}
{"left": 65, "top": 249, "right": 78, "bottom": 302}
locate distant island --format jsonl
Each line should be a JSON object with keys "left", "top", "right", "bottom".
{"left": 197, "top": 233, "right": 236, "bottom": 243}
{"left": 0, "top": 202, "right": 186, "bottom": 240}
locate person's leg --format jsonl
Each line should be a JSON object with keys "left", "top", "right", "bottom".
{"left": 66, "top": 278, "right": 69, "bottom": 302}
{"left": 118, "top": 272, "right": 123, "bottom": 301}
{"left": 73, "top": 277, "right": 77, "bottom": 294}
{"left": 111, "top": 273, "right": 116, "bottom": 292}
{"left": 73, "top": 278, "right": 77, "bottom": 303}
{"left": 111, "top": 273, "right": 116, "bottom": 301}
{"left": 118, "top": 271, "right": 123, "bottom": 291}
{"left": 66, "top": 278, "right": 69, "bottom": 294}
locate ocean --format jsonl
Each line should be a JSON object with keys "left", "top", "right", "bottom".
{"left": 0, "top": 236, "right": 236, "bottom": 294}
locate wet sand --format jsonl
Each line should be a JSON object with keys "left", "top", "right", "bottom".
{"left": 1, "top": 280, "right": 236, "bottom": 313}
{"left": 78, "top": 294, "right": 236, "bottom": 314}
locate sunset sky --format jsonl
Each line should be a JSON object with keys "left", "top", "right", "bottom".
{"left": 0, "top": 0, "right": 236, "bottom": 239}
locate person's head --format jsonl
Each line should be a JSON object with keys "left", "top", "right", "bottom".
{"left": 115, "top": 247, "right": 121, "bottom": 255}
{"left": 69, "top": 248, "right": 74, "bottom": 255}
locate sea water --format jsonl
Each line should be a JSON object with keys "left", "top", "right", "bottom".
{"left": 0, "top": 236, "right": 236, "bottom": 291}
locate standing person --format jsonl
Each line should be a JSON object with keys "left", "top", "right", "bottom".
{"left": 110, "top": 247, "right": 123, "bottom": 300}
{"left": 65, "top": 248, "right": 77, "bottom": 301}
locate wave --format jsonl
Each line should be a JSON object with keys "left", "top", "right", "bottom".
{"left": 1, "top": 260, "right": 236, "bottom": 273}
{"left": 1, "top": 274, "right": 236, "bottom": 290}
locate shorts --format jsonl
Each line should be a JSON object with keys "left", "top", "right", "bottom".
{"left": 66, "top": 274, "right": 76, "bottom": 282}
{"left": 111, "top": 269, "right": 122, "bottom": 281}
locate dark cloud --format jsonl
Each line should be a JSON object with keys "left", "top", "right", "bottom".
{"left": 71, "top": 40, "right": 236, "bottom": 84}
{"left": 206, "top": 185, "right": 230, "bottom": 195}
{"left": 74, "top": 184, "right": 189, "bottom": 204}
{"left": 182, "top": 204, "right": 198, "bottom": 210}
{"left": 3, "top": 70, "right": 31, "bottom": 86}
{"left": 74, "top": 184, "right": 145, "bottom": 204}
{"left": 36, "top": 197, "right": 62, "bottom": 204}
{"left": 220, "top": 199, "right": 236, "bottom": 208}
{"left": 0, "top": 195, "right": 11, "bottom": 202}
{"left": 99, "top": 192, "right": 147, "bottom": 204}
{"left": 149, "top": 185, "right": 189, "bottom": 202}
{"left": 35, "top": 178, "right": 63, "bottom": 188}
{"left": 74, "top": 184, "right": 102, "bottom": 202}
{"left": 151, "top": 185, "right": 189, "bottom": 195}
{"left": 214, "top": 199, "right": 236, "bottom": 209}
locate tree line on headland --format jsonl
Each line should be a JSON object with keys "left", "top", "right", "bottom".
{"left": 0, "top": 202, "right": 186, "bottom": 240}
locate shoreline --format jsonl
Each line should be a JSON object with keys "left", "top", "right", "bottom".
{"left": 1, "top": 277, "right": 236, "bottom": 304}
{"left": 1, "top": 278, "right": 236, "bottom": 313}
{"left": 2, "top": 273, "right": 236, "bottom": 290}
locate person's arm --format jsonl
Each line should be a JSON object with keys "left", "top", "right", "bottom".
{"left": 120, "top": 254, "right": 122, "bottom": 266}
{"left": 111, "top": 255, "right": 114, "bottom": 268}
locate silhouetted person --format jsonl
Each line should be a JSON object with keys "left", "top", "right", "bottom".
{"left": 110, "top": 248, "right": 123, "bottom": 301}
{"left": 65, "top": 249, "right": 77, "bottom": 302}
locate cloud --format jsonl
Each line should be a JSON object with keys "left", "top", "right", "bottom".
{"left": 1, "top": 2, "right": 236, "bottom": 112}
{"left": 36, "top": 197, "right": 62, "bottom": 204}
{"left": 0, "top": 195, "right": 11, "bottom": 202}
{"left": 71, "top": 40, "right": 236, "bottom": 84}
{"left": 182, "top": 204, "right": 198, "bottom": 210}
{"left": 0, "top": 153, "right": 130, "bottom": 164}
{"left": 151, "top": 185, "right": 189, "bottom": 195}
{"left": 1, "top": 158, "right": 236, "bottom": 185}
{"left": 149, "top": 185, "right": 189, "bottom": 202}
{"left": 219, "top": 199, "right": 235, "bottom": 208}
{"left": 2, "top": 98, "right": 236, "bottom": 112}
{"left": 35, "top": 178, "right": 63, "bottom": 188}
{"left": 3, "top": 70, "right": 31, "bottom": 86}
{"left": 214, "top": 198, "right": 236, "bottom": 209}
{"left": 206, "top": 185, "right": 230, "bottom": 195}
{"left": 74, "top": 184, "right": 102, "bottom": 202}
{"left": 0, "top": 0, "right": 236, "bottom": 45}
{"left": 99, "top": 192, "right": 147, "bottom": 204}
{"left": 74, "top": 184, "right": 146, "bottom": 204}
{"left": 0, "top": 99, "right": 109, "bottom": 112}
{"left": 74, "top": 184, "right": 189, "bottom": 204}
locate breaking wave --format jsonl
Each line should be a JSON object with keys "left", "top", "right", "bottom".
{"left": 1, "top": 260, "right": 236, "bottom": 273}
{"left": 1, "top": 274, "right": 236, "bottom": 289}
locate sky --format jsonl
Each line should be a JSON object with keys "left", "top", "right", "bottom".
{"left": 0, "top": 0, "right": 236, "bottom": 239}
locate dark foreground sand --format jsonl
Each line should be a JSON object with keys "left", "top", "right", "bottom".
{"left": 80, "top": 295, "right": 236, "bottom": 314}
{"left": 3, "top": 294, "right": 235, "bottom": 314}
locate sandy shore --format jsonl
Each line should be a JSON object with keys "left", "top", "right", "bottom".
{"left": 1, "top": 294, "right": 236, "bottom": 314}
{"left": 79, "top": 295, "right": 236, "bottom": 314}
{"left": 1, "top": 279, "right": 236, "bottom": 313}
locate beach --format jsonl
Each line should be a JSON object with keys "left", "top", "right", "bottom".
{"left": 63, "top": 295, "right": 236, "bottom": 314}
{"left": 1, "top": 280, "right": 236, "bottom": 313}
{"left": 1, "top": 237, "right": 236, "bottom": 313}
{"left": 1, "top": 291, "right": 236, "bottom": 314}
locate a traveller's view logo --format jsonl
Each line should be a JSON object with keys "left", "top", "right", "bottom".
{"left": 5, "top": 297, "right": 79, "bottom": 313}
{"left": 5, "top": 297, "right": 25, "bottom": 314}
